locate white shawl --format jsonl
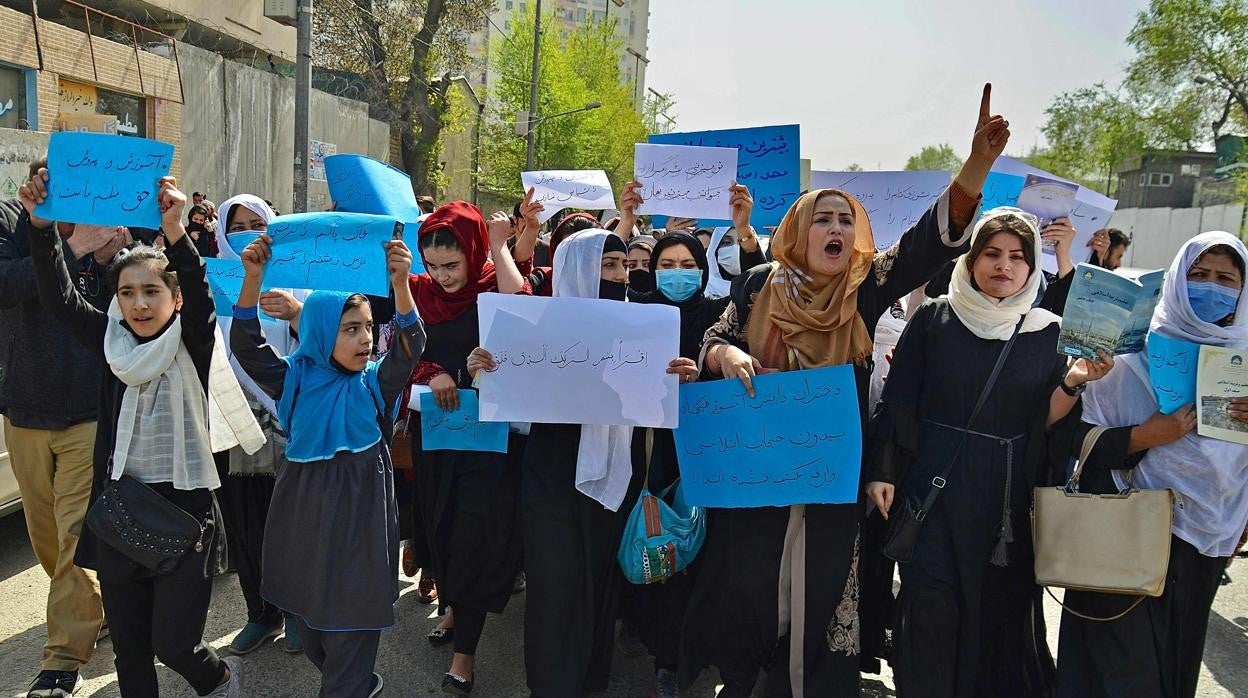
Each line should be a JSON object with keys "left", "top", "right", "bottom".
{"left": 105, "top": 299, "right": 265, "bottom": 490}
{"left": 946, "top": 207, "right": 1060, "bottom": 340}
{"left": 1084, "top": 231, "right": 1248, "bottom": 557}
{"left": 552, "top": 229, "right": 635, "bottom": 511}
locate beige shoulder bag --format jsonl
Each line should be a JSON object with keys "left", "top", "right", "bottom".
{"left": 1032, "top": 425, "right": 1177, "bottom": 621}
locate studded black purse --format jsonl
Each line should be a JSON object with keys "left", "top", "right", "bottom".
{"left": 85, "top": 460, "right": 214, "bottom": 576}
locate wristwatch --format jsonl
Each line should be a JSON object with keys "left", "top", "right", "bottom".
{"left": 1059, "top": 376, "right": 1085, "bottom": 397}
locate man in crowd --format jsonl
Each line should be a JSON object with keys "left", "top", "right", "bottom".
{"left": 1090, "top": 227, "right": 1130, "bottom": 271}
{"left": 1, "top": 159, "right": 126, "bottom": 698}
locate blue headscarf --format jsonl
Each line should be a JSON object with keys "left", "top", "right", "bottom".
{"left": 276, "top": 291, "right": 387, "bottom": 463}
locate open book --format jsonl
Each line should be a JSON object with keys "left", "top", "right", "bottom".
{"left": 1058, "top": 264, "right": 1165, "bottom": 360}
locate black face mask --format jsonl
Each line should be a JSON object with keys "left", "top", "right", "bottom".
{"left": 598, "top": 278, "right": 628, "bottom": 302}
{"left": 628, "top": 268, "right": 654, "bottom": 293}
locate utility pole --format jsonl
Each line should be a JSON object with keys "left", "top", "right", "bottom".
{"left": 525, "top": 0, "right": 542, "bottom": 171}
{"left": 293, "top": 0, "right": 313, "bottom": 212}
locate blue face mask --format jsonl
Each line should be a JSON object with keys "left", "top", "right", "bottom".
{"left": 1187, "top": 280, "right": 1239, "bottom": 324}
{"left": 656, "top": 268, "right": 703, "bottom": 303}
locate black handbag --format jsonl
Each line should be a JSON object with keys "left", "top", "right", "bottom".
{"left": 883, "top": 318, "right": 1025, "bottom": 563}
{"left": 85, "top": 457, "right": 215, "bottom": 576}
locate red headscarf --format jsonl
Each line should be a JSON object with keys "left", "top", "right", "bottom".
{"left": 408, "top": 201, "right": 498, "bottom": 324}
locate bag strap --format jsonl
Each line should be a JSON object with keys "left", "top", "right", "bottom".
{"left": 1066, "top": 425, "right": 1109, "bottom": 491}
{"left": 641, "top": 427, "right": 654, "bottom": 492}
{"left": 1043, "top": 586, "right": 1146, "bottom": 622}
{"left": 915, "top": 317, "right": 1025, "bottom": 522}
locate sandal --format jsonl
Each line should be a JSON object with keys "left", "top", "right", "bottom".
{"left": 441, "top": 672, "right": 473, "bottom": 695}
{"left": 402, "top": 542, "right": 418, "bottom": 578}
{"left": 427, "top": 626, "right": 454, "bottom": 646}
{"left": 417, "top": 577, "right": 438, "bottom": 605}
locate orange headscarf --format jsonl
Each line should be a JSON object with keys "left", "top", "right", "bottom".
{"left": 744, "top": 189, "right": 876, "bottom": 371}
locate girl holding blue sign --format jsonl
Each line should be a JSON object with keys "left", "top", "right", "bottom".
{"left": 404, "top": 201, "right": 530, "bottom": 695}
{"left": 681, "top": 85, "right": 1015, "bottom": 697}
{"left": 21, "top": 172, "right": 263, "bottom": 698}
{"left": 229, "top": 227, "right": 425, "bottom": 698}
{"left": 1053, "top": 232, "right": 1248, "bottom": 698}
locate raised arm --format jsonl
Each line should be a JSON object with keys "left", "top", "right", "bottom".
{"left": 18, "top": 170, "right": 108, "bottom": 351}
{"left": 510, "top": 187, "right": 544, "bottom": 265}
{"left": 868, "top": 84, "right": 1014, "bottom": 315}
{"left": 378, "top": 236, "right": 426, "bottom": 413}
{"left": 155, "top": 178, "right": 218, "bottom": 363}
{"left": 486, "top": 211, "right": 530, "bottom": 295}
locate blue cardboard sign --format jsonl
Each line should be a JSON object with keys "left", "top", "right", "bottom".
{"left": 203, "top": 258, "right": 276, "bottom": 317}
{"left": 324, "top": 154, "right": 425, "bottom": 223}
{"left": 227, "top": 212, "right": 406, "bottom": 297}
{"left": 981, "top": 171, "right": 1025, "bottom": 211}
{"left": 419, "top": 390, "right": 509, "bottom": 453}
{"left": 648, "top": 124, "right": 800, "bottom": 228}
{"left": 35, "top": 132, "right": 174, "bottom": 228}
{"left": 673, "top": 365, "right": 862, "bottom": 508}
{"left": 1147, "top": 332, "right": 1201, "bottom": 415}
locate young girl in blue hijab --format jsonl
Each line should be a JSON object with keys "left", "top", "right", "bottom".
{"left": 229, "top": 230, "right": 426, "bottom": 698}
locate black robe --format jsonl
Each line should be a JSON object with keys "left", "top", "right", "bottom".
{"left": 410, "top": 307, "right": 522, "bottom": 617}
{"left": 679, "top": 190, "right": 975, "bottom": 696}
{"left": 867, "top": 299, "right": 1065, "bottom": 697}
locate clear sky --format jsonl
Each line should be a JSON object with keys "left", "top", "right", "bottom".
{"left": 645, "top": 0, "right": 1151, "bottom": 171}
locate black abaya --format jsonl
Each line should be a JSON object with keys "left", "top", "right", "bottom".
{"left": 868, "top": 299, "right": 1065, "bottom": 698}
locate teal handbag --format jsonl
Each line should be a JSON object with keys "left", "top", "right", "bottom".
{"left": 618, "top": 429, "right": 707, "bottom": 585}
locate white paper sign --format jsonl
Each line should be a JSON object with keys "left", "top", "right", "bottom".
{"left": 989, "top": 156, "right": 1119, "bottom": 274}
{"left": 520, "top": 169, "right": 617, "bottom": 223}
{"left": 634, "top": 142, "right": 737, "bottom": 220}
{"left": 809, "top": 170, "right": 950, "bottom": 250}
{"left": 477, "top": 293, "right": 680, "bottom": 428}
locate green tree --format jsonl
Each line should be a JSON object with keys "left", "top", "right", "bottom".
{"left": 1125, "top": 0, "right": 1248, "bottom": 140}
{"left": 844, "top": 163, "right": 864, "bottom": 172}
{"left": 904, "top": 144, "right": 962, "bottom": 173}
{"left": 479, "top": 9, "right": 648, "bottom": 197}
{"left": 313, "top": 0, "right": 494, "bottom": 196}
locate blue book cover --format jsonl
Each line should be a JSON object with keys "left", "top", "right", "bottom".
{"left": 1058, "top": 264, "right": 1165, "bottom": 360}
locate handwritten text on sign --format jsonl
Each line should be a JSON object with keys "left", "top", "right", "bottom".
{"left": 648, "top": 124, "right": 800, "bottom": 227}
{"left": 809, "top": 170, "right": 949, "bottom": 251}
{"left": 324, "top": 154, "right": 426, "bottom": 224}
{"left": 1147, "top": 332, "right": 1201, "bottom": 415}
{"left": 477, "top": 293, "right": 680, "bottom": 428}
{"left": 520, "top": 169, "right": 616, "bottom": 223}
{"left": 35, "top": 132, "right": 173, "bottom": 228}
{"left": 419, "top": 390, "right": 508, "bottom": 453}
{"left": 673, "top": 365, "right": 862, "bottom": 508}
{"left": 227, "top": 212, "right": 404, "bottom": 297}
{"left": 203, "top": 258, "right": 274, "bottom": 317}
{"left": 634, "top": 143, "right": 737, "bottom": 221}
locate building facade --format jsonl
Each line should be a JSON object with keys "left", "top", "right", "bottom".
{"left": 467, "top": 0, "right": 651, "bottom": 105}
{"left": 1115, "top": 150, "right": 1219, "bottom": 209}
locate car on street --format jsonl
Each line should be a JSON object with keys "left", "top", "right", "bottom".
{"left": 0, "top": 429, "right": 21, "bottom": 516}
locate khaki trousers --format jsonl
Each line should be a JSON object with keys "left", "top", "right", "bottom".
{"left": 3, "top": 417, "right": 104, "bottom": 671}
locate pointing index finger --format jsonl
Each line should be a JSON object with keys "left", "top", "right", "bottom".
{"left": 979, "top": 83, "right": 992, "bottom": 123}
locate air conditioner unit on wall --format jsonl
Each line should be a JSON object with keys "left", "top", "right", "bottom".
{"left": 264, "top": 0, "right": 299, "bottom": 26}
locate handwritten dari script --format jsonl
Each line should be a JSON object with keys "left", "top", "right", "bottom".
{"left": 35, "top": 132, "right": 174, "bottom": 228}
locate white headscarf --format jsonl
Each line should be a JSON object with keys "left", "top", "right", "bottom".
{"left": 1083, "top": 232, "right": 1248, "bottom": 557}
{"left": 946, "top": 207, "right": 1059, "bottom": 340}
{"left": 703, "top": 226, "right": 734, "bottom": 299}
{"left": 1151, "top": 231, "right": 1248, "bottom": 347}
{"left": 216, "top": 194, "right": 310, "bottom": 417}
{"left": 552, "top": 229, "right": 635, "bottom": 511}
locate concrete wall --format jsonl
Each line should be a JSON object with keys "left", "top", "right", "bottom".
{"left": 134, "top": 0, "right": 296, "bottom": 62}
{"left": 1109, "top": 204, "right": 1246, "bottom": 270}
{"left": 0, "top": 129, "right": 51, "bottom": 196}
{"left": 177, "top": 43, "right": 389, "bottom": 213}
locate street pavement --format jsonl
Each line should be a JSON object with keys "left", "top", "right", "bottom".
{"left": 0, "top": 511, "right": 1243, "bottom": 696}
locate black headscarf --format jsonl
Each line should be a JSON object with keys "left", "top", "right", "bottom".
{"left": 633, "top": 232, "right": 729, "bottom": 359}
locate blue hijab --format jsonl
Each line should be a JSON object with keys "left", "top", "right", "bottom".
{"left": 276, "top": 291, "right": 387, "bottom": 463}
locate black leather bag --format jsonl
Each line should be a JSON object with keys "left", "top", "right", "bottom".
{"left": 883, "top": 318, "right": 1024, "bottom": 563}
{"left": 85, "top": 471, "right": 211, "bottom": 576}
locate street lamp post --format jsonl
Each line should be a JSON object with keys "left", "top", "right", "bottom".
{"left": 525, "top": 0, "right": 543, "bottom": 175}
{"left": 524, "top": 102, "right": 603, "bottom": 170}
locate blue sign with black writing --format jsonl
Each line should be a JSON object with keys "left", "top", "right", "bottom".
{"left": 35, "top": 132, "right": 174, "bottom": 228}
{"left": 1147, "top": 332, "right": 1201, "bottom": 415}
{"left": 324, "top": 154, "right": 426, "bottom": 223}
{"left": 227, "top": 212, "right": 405, "bottom": 297}
{"left": 648, "top": 124, "right": 800, "bottom": 228}
{"left": 673, "top": 365, "right": 861, "bottom": 508}
{"left": 420, "top": 390, "right": 509, "bottom": 453}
